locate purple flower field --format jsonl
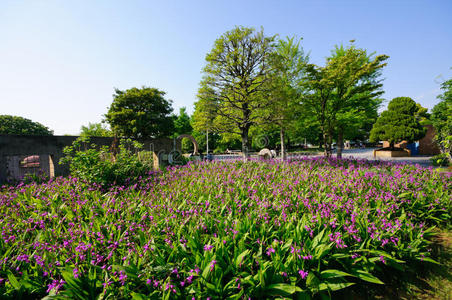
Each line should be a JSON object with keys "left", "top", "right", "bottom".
{"left": 0, "top": 157, "right": 450, "bottom": 299}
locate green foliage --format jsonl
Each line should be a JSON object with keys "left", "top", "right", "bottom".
{"left": 430, "top": 153, "right": 450, "bottom": 167}
{"left": 79, "top": 122, "right": 113, "bottom": 137}
{"left": 431, "top": 76, "right": 452, "bottom": 161}
{"left": 302, "top": 43, "right": 388, "bottom": 156}
{"left": 172, "top": 107, "right": 194, "bottom": 153}
{"left": 196, "top": 26, "right": 276, "bottom": 157}
{"left": 0, "top": 115, "right": 53, "bottom": 135}
{"left": 265, "top": 36, "right": 309, "bottom": 157}
{"left": 105, "top": 87, "right": 174, "bottom": 139}
{"left": 173, "top": 107, "right": 192, "bottom": 136}
{"left": 0, "top": 159, "right": 450, "bottom": 298}
{"left": 60, "top": 137, "right": 153, "bottom": 187}
{"left": 289, "top": 113, "right": 322, "bottom": 146}
{"left": 370, "top": 97, "right": 426, "bottom": 147}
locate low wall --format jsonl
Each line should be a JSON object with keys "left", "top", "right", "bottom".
{"left": 0, "top": 135, "right": 180, "bottom": 183}
{"left": 373, "top": 149, "right": 411, "bottom": 158}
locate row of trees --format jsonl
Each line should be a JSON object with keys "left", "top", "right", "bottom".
{"left": 0, "top": 115, "right": 53, "bottom": 135}
{"left": 2, "top": 26, "right": 449, "bottom": 161}
{"left": 192, "top": 26, "right": 389, "bottom": 158}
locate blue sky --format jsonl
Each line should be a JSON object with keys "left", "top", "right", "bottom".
{"left": 1, "top": 0, "right": 451, "bottom": 135}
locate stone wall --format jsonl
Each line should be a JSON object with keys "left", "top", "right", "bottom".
{"left": 0, "top": 135, "right": 180, "bottom": 183}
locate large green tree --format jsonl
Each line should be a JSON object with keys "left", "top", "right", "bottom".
{"left": 172, "top": 107, "right": 194, "bottom": 153}
{"left": 266, "top": 36, "right": 309, "bottom": 159}
{"left": 173, "top": 107, "right": 192, "bottom": 136}
{"left": 431, "top": 75, "right": 452, "bottom": 161}
{"left": 370, "top": 97, "right": 426, "bottom": 149}
{"left": 80, "top": 122, "right": 113, "bottom": 137}
{"left": 302, "top": 44, "right": 388, "bottom": 157}
{"left": 0, "top": 115, "right": 53, "bottom": 135}
{"left": 329, "top": 45, "right": 384, "bottom": 158}
{"left": 105, "top": 87, "right": 174, "bottom": 139}
{"left": 196, "top": 26, "right": 276, "bottom": 158}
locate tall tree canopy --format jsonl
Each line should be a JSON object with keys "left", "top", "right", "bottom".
{"left": 195, "top": 26, "right": 276, "bottom": 158}
{"left": 105, "top": 87, "right": 174, "bottom": 139}
{"left": 370, "top": 97, "right": 426, "bottom": 149}
{"left": 266, "top": 36, "right": 309, "bottom": 159}
{"left": 302, "top": 43, "right": 388, "bottom": 156}
{"left": 0, "top": 115, "right": 53, "bottom": 135}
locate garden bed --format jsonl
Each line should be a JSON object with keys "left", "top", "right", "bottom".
{"left": 0, "top": 157, "right": 450, "bottom": 298}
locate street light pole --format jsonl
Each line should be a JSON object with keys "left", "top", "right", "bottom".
{"left": 206, "top": 129, "right": 209, "bottom": 155}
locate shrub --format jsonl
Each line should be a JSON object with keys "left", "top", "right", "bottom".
{"left": 430, "top": 153, "right": 450, "bottom": 167}
{"left": 60, "top": 137, "right": 153, "bottom": 187}
{"left": 370, "top": 97, "right": 426, "bottom": 148}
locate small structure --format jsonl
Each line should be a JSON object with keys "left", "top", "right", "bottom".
{"left": 373, "top": 148, "right": 411, "bottom": 158}
{"left": 176, "top": 134, "right": 199, "bottom": 155}
{"left": 258, "top": 148, "right": 272, "bottom": 160}
{"left": 381, "top": 125, "right": 440, "bottom": 156}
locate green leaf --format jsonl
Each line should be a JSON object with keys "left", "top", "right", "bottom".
{"left": 312, "top": 228, "right": 326, "bottom": 249}
{"left": 266, "top": 283, "right": 303, "bottom": 296}
{"left": 319, "top": 281, "right": 355, "bottom": 291}
{"left": 235, "top": 249, "right": 250, "bottom": 268}
{"left": 320, "top": 269, "right": 354, "bottom": 279}
{"left": 353, "top": 270, "right": 384, "bottom": 284}
{"left": 131, "top": 292, "right": 148, "bottom": 300}
{"left": 420, "top": 257, "right": 440, "bottom": 264}
{"left": 7, "top": 271, "right": 22, "bottom": 290}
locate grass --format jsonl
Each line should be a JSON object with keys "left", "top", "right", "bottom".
{"left": 407, "top": 228, "right": 452, "bottom": 300}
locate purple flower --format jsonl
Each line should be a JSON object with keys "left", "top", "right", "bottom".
{"left": 298, "top": 270, "right": 309, "bottom": 279}
{"left": 118, "top": 270, "right": 127, "bottom": 285}
{"left": 204, "top": 244, "right": 214, "bottom": 251}
{"left": 266, "top": 247, "right": 275, "bottom": 256}
{"left": 210, "top": 260, "right": 217, "bottom": 271}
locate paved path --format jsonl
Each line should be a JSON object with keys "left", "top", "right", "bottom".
{"left": 336, "top": 148, "right": 434, "bottom": 167}
{"left": 211, "top": 148, "right": 434, "bottom": 167}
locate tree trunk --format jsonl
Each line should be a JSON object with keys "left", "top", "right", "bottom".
{"left": 328, "top": 133, "right": 333, "bottom": 157}
{"left": 323, "top": 133, "right": 331, "bottom": 157}
{"left": 390, "top": 141, "right": 395, "bottom": 150}
{"left": 280, "top": 127, "right": 287, "bottom": 161}
{"left": 336, "top": 129, "right": 343, "bottom": 159}
{"left": 241, "top": 126, "right": 250, "bottom": 160}
{"left": 287, "top": 135, "right": 291, "bottom": 153}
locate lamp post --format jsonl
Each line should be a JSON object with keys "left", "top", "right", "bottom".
{"left": 206, "top": 129, "right": 209, "bottom": 156}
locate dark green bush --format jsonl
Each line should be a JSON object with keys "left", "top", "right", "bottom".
{"left": 60, "top": 137, "right": 153, "bottom": 187}
{"left": 430, "top": 153, "right": 450, "bottom": 167}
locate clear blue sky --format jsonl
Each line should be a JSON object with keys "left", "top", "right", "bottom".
{"left": 1, "top": 0, "right": 451, "bottom": 135}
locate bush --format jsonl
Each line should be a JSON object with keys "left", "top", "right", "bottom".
{"left": 60, "top": 137, "right": 153, "bottom": 187}
{"left": 431, "top": 153, "right": 450, "bottom": 167}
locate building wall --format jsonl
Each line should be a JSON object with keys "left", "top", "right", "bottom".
{"left": 418, "top": 124, "right": 441, "bottom": 155}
